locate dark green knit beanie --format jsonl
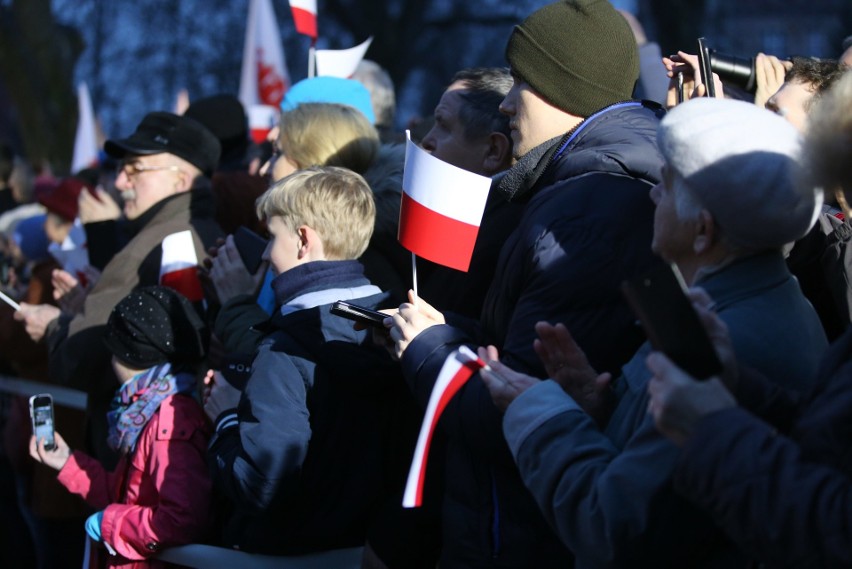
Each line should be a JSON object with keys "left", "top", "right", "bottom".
{"left": 506, "top": 0, "right": 639, "bottom": 117}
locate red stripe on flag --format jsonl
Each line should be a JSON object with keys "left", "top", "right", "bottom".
{"left": 412, "top": 359, "right": 481, "bottom": 506}
{"left": 398, "top": 192, "right": 479, "bottom": 272}
{"left": 161, "top": 266, "right": 204, "bottom": 302}
{"left": 291, "top": 7, "right": 317, "bottom": 38}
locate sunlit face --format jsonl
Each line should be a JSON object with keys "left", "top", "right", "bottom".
{"left": 263, "top": 215, "right": 303, "bottom": 276}
{"left": 43, "top": 212, "right": 72, "bottom": 245}
{"left": 420, "top": 81, "right": 490, "bottom": 174}
{"left": 765, "top": 80, "right": 815, "bottom": 133}
{"left": 114, "top": 153, "right": 185, "bottom": 220}
{"left": 650, "top": 165, "right": 697, "bottom": 264}
{"left": 499, "top": 72, "right": 582, "bottom": 159}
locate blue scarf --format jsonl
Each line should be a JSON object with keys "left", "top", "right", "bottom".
{"left": 106, "top": 363, "right": 196, "bottom": 454}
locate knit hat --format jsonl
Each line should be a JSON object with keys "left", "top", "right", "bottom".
{"left": 658, "top": 97, "right": 821, "bottom": 250}
{"left": 37, "top": 177, "right": 92, "bottom": 221}
{"left": 505, "top": 0, "right": 639, "bottom": 117}
{"left": 105, "top": 112, "right": 222, "bottom": 177}
{"left": 184, "top": 94, "right": 250, "bottom": 167}
{"left": 103, "top": 286, "right": 207, "bottom": 369}
{"left": 280, "top": 77, "right": 376, "bottom": 124}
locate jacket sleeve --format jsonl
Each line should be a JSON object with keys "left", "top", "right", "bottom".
{"left": 674, "top": 407, "right": 852, "bottom": 569}
{"left": 503, "top": 381, "right": 683, "bottom": 566}
{"left": 207, "top": 340, "right": 311, "bottom": 512}
{"left": 212, "top": 294, "right": 270, "bottom": 356}
{"left": 56, "top": 449, "right": 118, "bottom": 510}
{"left": 99, "top": 401, "right": 212, "bottom": 560}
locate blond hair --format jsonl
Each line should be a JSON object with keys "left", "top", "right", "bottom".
{"left": 278, "top": 103, "right": 380, "bottom": 174}
{"left": 256, "top": 166, "right": 376, "bottom": 260}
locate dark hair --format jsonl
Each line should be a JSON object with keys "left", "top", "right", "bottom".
{"left": 450, "top": 67, "right": 513, "bottom": 141}
{"left": 0, "top": 143, "right": 14, "bottom": 185}
{"left": 786, "top": 57, "right": 847, "bottom": 112}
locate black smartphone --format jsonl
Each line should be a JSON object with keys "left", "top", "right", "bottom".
{"left": 330, "top": 300, "right": 389, "bottom": 328}
{"left": 697, "top": 37, "right": 716, "bottom": 98}
{"left": 232, "top": 226, "right": 268, "bottom": 274}
{"left": 29, "top": 394, "right": 56, "bottom": 451}
{"left": 621, "top": 263, "right": 722, "bottom": 380}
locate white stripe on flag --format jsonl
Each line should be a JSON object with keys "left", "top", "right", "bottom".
{"left": 402, "top": 138, "right": 491, "bottom": 226}
{"left": 288, "top": 0, "right": 317, "bottom": 13}
{"left": 160, "top": 230, "right": 198, "bottom": 275}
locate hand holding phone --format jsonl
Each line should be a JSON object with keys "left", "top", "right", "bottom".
{"left": 29, "top": 394, "right": 56, "bottom": 451}
{"left": 622, "top": 263, "right": 723, "bottom": 380}
{"left": 331, "top": 300, "right": 391, "bottom": 329}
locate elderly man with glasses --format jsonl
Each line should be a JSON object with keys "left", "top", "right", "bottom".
{"left": 16, "top": 111, "right": 223, "bottom": 464}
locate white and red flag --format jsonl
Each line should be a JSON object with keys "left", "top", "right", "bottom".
{"left": 71, "top": 82, "right": 99, "bottom": 174}
{"left": 403, "top": 346, "right": 486, "bottom": 508}
{"left": 398, "top": 135, "right": 492, "bottom": 272}
{"left": 160, "top": 231, "right": 203, "bottom": 302}
{"left": 289, "top": 0, "right": 318, "bottom": 40}
{"left": 316, "top": 36, "right": 373, "bottom": 78}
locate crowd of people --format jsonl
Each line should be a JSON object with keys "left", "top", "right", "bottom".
{"left": 1, "top": 0, "right": 852, "bottom": 567}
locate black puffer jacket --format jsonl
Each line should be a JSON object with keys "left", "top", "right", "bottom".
{"left": 401, "top": 101, "right": 665, "bottom": 568}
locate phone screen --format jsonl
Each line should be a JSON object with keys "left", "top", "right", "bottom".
{"left": 30, "top": 394, "right": 56, "bottom": 451}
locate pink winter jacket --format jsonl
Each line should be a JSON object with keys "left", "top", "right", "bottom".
{"left": 57, "top": 394, "right": 212, "bottom": 568}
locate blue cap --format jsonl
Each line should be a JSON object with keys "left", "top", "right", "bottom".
{"left": 280, "top": 77, "right": 375, "bottom": 124}
{"left": 13, "top": 214, "right": 50, "bottom": 262}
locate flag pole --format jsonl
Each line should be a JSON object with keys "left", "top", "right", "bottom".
{"left": 411, "top": 252, "right": 418, "bottom": 301}
{"left": 308, "top": 38, "right": 317, "bottom": 78}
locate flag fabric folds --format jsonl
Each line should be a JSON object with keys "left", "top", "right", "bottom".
{"left": 240, "top": 0, "right": 290, "bottom": 108}
{"left": 403, "top": 346, "right": 485, "bottom": 508}
{"left": 71, "top": 82, "right": 99, "bottom": 174}
{"left": 316, "top": 36, "right": 373, "bottom": 78}
{"left": 289, "top": 0, "right": 318, "bottom": 40}
{"left": 398, "top": 136, "right": 492, "bottom": 272}
{"left": 160, "top": 231, "right": 203, "bottom": 302}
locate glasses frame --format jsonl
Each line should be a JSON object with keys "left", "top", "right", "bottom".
{"left": 117, "top": 160, "right": 183, "bottom": 179}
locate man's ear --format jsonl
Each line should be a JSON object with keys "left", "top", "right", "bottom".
{"left": 175, "top": 169, "right": 194, "bottom": 193}
{"left": 481, "top": 132, "right": 512, "bottom": 176}
{"left": 692, "top": 209, "right": 717, "bottom": 254}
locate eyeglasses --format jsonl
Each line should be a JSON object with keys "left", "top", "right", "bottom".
{"left": 117, "top": 160, "right": 182, "bottom": 179}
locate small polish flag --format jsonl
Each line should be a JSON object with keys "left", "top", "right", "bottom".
{"left": 160, "top": 231, "right": 203, "bottom": 302}
{"left": 403, "top": 346, "right": 485, "bottom": 508}
{"left": 289, "top": 0, "right": 318, "bottom": 40}
{"left": 71, "top": 83, "right": 99, "bottom": 174}
{"left": 399, "top": 135, "right": 492, "bottom": 272}
{"left": 316, "top": 36, "right": 373, "bottom": 78}
{"left": 247, "top": 104, "right": 279, "bottom": 145}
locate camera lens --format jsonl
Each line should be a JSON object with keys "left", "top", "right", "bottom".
{"left": 709, "top": 51, "right": 756, "bottom": 93}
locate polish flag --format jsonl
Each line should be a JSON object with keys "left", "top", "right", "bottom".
{"left": 160, "top": 231, "right": 203, "bottom": 302}
{"left": 316, "top": 36, "right": 373, "bottom": 78}
{"left": 403, "top": 346, "right": 485, "bottom": 508}
{"left": 289, "top": 0, "right": 318, "bottom": 40}
{"left": 71, "top": 83, "right": 99, "bottom": 174}
{"left": 240, "top": 0, "right": 290, "bottom": 143}
{"left": 398, "top": 136, "right": 492, "bottom": 272}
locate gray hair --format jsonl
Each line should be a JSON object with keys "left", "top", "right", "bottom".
{"left": 352, "top": 59, "right": 396, "bottom": 129}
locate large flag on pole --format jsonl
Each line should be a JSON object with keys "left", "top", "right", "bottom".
{"left": 289, "top": 0, "right": 318, "bottom": 40}
{"left": 71, "top": 82, "right": 99, "bottom": 174}
{"left": 403, "top": 346, "right": 485, "bottom": 508}
{"left": 398, "top": 135, "right": 492, "bottom": 272}
{"left": 160, "top": 231, "right": 203, "bottom": 303}
{"left": 316, "top": 36, "right": 373, "bottom": 78}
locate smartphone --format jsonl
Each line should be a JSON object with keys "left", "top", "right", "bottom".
{"left": 621, "top": 263, "right": 722, "bottom": 380}
{"left": 29, "top": 394, "right": 56, "bottom": 451}
{"left": 330, "top": 300, "right": 390, "bottom": 328}
{"left": 232, "top": 226, "right": 268, "bottom": 274}
{"left": 697, "top": 37, "right": 716, "bottom": 98}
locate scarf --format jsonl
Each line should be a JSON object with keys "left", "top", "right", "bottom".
{"left": 106, "top": 363, "right": 196, "bottom": 454}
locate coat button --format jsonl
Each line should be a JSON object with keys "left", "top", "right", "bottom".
{"left": 146, "top": 542, "right": 159, "bottom": 551}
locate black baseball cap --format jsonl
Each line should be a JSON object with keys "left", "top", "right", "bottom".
{"left": 105, "top": 111, "right": 222, "bottom": 177}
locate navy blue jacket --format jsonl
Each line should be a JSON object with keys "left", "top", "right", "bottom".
{"left": 401, "top": 101, "right": 665, "bottom": 568}
{"left": 673, "top": 325, "right": 852, "bottom": 568}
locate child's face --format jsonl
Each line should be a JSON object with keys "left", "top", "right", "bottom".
{"left": 265, "top": 215, "right": 303, "bottom": 276}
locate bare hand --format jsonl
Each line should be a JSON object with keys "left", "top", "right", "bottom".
{"left": 205, "top": 235, "right": 265, "bottom": 305}
{"left": 29, "top": 431, "right": 71, "bottom": 471}
{"left": 387, "top": 290, "right": 445, "bottom": 360}
{"left": 478, "top": 345, "right": 541, "bottom": 412}
{"left": 753, "top": 52, "right": 792, "bottom": 109}
{"left": 646, "top": 352, "right": 736, "bottom": 446}
{"left": 14, "top": 302, "right": 61, "bottom": 341}
{"left": 78, "top": 187, "right": 121, "bottom": 224}
{"left": 51, "top": 269, "right": 94, "bottom": 315}
{"left": 203, "top": 370, "right": 242, "bottom": 422}
{"left": 663, "top": 51, "right": 725, "bottom": 108}
{"left": 533, "top": 322, "right": 614, "bottom": 427}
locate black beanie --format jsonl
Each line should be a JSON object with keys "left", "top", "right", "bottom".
{"left": 506, "top": 0, "right": 639, "bottom": 118}
{"left": 103, "top": 286, "right": 207, "bottom": 369}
